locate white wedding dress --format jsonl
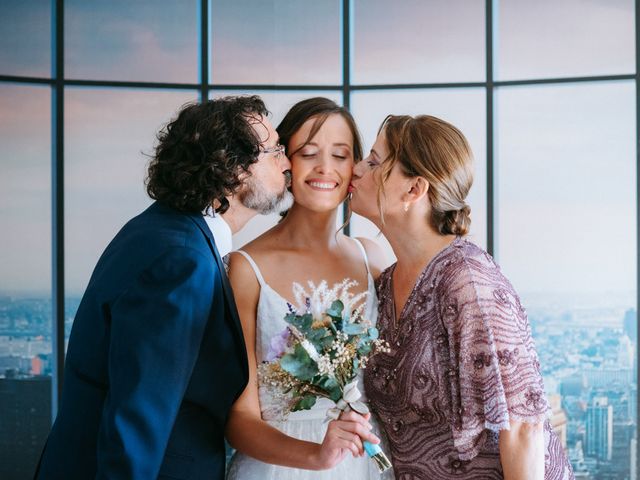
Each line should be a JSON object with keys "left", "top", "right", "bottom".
{"left": 226, "top": 239, "right": 393, "bottom": 480}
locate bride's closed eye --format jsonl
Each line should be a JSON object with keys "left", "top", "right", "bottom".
{"left": 332, "top": 150, "right": 350, "bottom": 160}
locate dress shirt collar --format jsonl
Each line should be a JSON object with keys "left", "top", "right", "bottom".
{"left": 203, "top": 211, "right": 233, "bottom": 257}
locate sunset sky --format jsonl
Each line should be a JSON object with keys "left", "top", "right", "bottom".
{"left": 0, "top": 0, "right": 636, "bottom": 303}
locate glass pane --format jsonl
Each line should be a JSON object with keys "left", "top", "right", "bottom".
{"left": 496, "top": 0, "right": 635, "bottom": 80}
{"left": 209, "top": 90, "right": 344, "bottom": 248}
{"left": 65, "top": 88, "right": 198, "bottom": 337}
{"left": 496, "top": 81, "right": 637, "bottom": 477}
{"left": 65, "top": 0, "right": 199, "bottom": 82}
{"left": 211, "top": 0, "right": 342, "bottom": 85}
{"left": 0, "top": 84, "right": 52, "bottom": 479}
{"left": 0, "top": 0, "right": 51, "bottom": 77}
{"left": 350, "top": 89, "right": 487, "bottom": 263}
{"left": 352, "top": 0, "right": 485, "bottom": 84}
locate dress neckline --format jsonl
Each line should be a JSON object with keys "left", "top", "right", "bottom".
{"left": 236, "top": 237, "right": 376, "bottom": 311}
{"left": 389, "top": 236, "right": 462, "bottom": 326}
{"left": 260, "top": 272, "right": 375, "bottom": 311}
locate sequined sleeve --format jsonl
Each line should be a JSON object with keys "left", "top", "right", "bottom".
{"left": 437, "top": 253, "right": 549, "bottom": 461}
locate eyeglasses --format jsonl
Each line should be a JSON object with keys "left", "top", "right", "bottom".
{"left": 260, "top": 143, "right": 286, "bottom": 159}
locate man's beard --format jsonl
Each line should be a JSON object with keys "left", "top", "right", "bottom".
{"left": 239, "top": 175, "right": 294, "bottom": 215}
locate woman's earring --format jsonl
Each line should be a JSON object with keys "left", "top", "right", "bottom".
{"left": 404, "top": 202, "right": 409, "bottom": 212}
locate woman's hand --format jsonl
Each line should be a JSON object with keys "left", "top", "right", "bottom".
{"left": 499, "top": 420, "right": 545, "bottom": 480}
{"left": 312, "top": 411, "right": 380, "bottom": 470}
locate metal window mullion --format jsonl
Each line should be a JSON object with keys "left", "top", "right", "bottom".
{"left": 200, "top": 0, "right": 209, "bottom": 101}
{"left": 343, "top": 0, "right": 351, "bottom": 235}
{"left": 51, "top": 0, "right": 65, "bottom": 421}
{"left": 486, "top": 0, "right": 494, "bottom": 256}
{"left": 635, "top": 0, "right": 640, "bottom": 475}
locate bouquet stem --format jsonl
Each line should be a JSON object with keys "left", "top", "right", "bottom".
{"left": 363, "top": 441, "right": 392, "bottom": 473}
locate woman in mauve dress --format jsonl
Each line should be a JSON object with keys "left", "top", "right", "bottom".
{"left": 349, "top": 114, "right": 574, "bottom": 480}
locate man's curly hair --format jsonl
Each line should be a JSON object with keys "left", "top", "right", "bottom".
{"left": 146, "top": 95, "right": 269, "bottom": 214}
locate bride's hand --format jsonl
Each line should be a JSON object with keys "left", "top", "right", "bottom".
{"left": 312, "top": 411, "right": 380, "bottom": 470}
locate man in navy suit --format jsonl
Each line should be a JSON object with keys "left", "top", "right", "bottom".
{"left": 35, "top": 96, "right": 293, "bottom": 479}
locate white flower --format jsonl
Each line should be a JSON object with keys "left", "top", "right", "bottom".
{"left": 291, "top": 278, "right": 368, "bottom": 323}
{"left": 317, "top": 354, "right": 335, "bottom": 376}
{"left": 300, "top": 339, "right": 321, "bottom": 362}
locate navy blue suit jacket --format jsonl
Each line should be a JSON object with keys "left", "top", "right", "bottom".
{"left": 35, "top": 202, "right": 249, "bottom": 479}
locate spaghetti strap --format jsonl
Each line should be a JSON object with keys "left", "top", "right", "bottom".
{"left": 351, "top": 238, "right": 371, "bottom": 278}
{"left": 233, "top": 250, "right": 267, "bottom": 287}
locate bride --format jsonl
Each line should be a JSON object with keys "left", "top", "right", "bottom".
{"left": 225, "top": 97, "right": 392, "bottom": 479}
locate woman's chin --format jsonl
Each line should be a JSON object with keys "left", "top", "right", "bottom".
{"left": 293, "top": 200, "right": 343, "bottom": 214}
{"left": 348, "top": 199, "right": 365, "bottom": 218}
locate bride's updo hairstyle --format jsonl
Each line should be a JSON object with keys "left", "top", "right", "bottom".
{"left": 378, "top": 114, "right": 473, "bottom": 236}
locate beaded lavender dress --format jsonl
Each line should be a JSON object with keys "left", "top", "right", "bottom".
{"left": 364, "top": 237, "right": 574, "bottom": 479}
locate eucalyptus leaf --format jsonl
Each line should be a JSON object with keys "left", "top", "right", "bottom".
{"left": 299, "top": 313, "right": 313, "bottom": 331}
{"left": 320, "top": 336, "right": 335, "bottom": 350}
{"left": 292, "top": 395, "right": 317, "bottom": 411}
{"left": 281, "top": 344, "right": 318, "bottom": 380}
{"left": 343, "top": 323, "right": 366, "bottom": 335}
{"left": 317, "top": 377, "right": 342, "bottom": 402}
{"left": 326, "top": 300, "right": 344, "bottom": 318}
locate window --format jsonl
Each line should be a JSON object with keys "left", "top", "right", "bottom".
{"left": 0, "top": 84, "right": 52, "bottom": 479}
{"left": 1, "top": 1, "right": 637, "bottom": 478}
{"left": 64, "top": 88, "right": 197, "bottom": 333}
{"left": 65, "top": 0, "right": 199, "bottom": 82}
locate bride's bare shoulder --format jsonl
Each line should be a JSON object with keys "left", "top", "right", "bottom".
{"left": 230, "top": 229, "right": 294, "bottom": 275}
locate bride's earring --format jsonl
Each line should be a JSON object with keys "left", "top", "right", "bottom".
{"left": 403, "top": 202, "right": 409, "bottom": 212}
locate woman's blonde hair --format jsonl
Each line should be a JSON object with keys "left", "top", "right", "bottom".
{"left": 376, "top": 114, "right": 473, "bottom": 235}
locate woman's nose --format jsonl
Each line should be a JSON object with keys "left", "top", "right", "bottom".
{"left": 352, "top": 160, "right": 363, "bottom": 178}
{"left": 313, "top": 153, "right": 332, "bottom": 173}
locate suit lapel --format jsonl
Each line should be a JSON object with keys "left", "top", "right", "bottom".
{"left": 187, "top": 213, "right": 248, "bottom": 377}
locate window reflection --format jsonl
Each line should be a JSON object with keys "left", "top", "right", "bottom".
{"left": 211, "top": 0, "right": 342, "bottom": 85}
{"left": 0, "top": 84, "right": 52, "bottom": 480}
{"left": 64, "top": 88, "right": 197, "bottom": 334}
{"left": 495, "top": 0, "right": 635, "bottom": 80}
{"left": 352, "top": 0, "right": 485, "bottom": 84}
{"left": 65, "top": 0, "right": 199, "bottom": 82}
{"left": 0, "top": 0, "right": 51, "bottom": 77}
{"left": 496, "top": 81, "right": 636, "bottom": 478}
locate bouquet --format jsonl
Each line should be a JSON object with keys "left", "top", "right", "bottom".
{"left": 259, "top": 279, "right": 393, "bottom": 473}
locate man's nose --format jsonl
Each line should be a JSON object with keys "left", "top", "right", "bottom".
{"left": 280, "top": 154, "right": 292, "bottom": 170}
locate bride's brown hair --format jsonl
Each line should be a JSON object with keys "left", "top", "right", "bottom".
{"left": 276, "top": 97, "right": 363, "bottom": 227}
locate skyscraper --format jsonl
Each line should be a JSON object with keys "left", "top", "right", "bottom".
{"left": 624, "top": 309, "right": 638, "bottom": 344}
{"left": 586, "top": 396, "right": 613, "bottom": 461}
{"left": 631, "top": 437, "right": 637, "bottom": 480}
{"left": 0, "top": 374, "right": 50, "bottom": 480}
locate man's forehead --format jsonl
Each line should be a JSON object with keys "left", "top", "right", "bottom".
{"left": 247, "top": 114, "right": 277, "bottom": 143}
